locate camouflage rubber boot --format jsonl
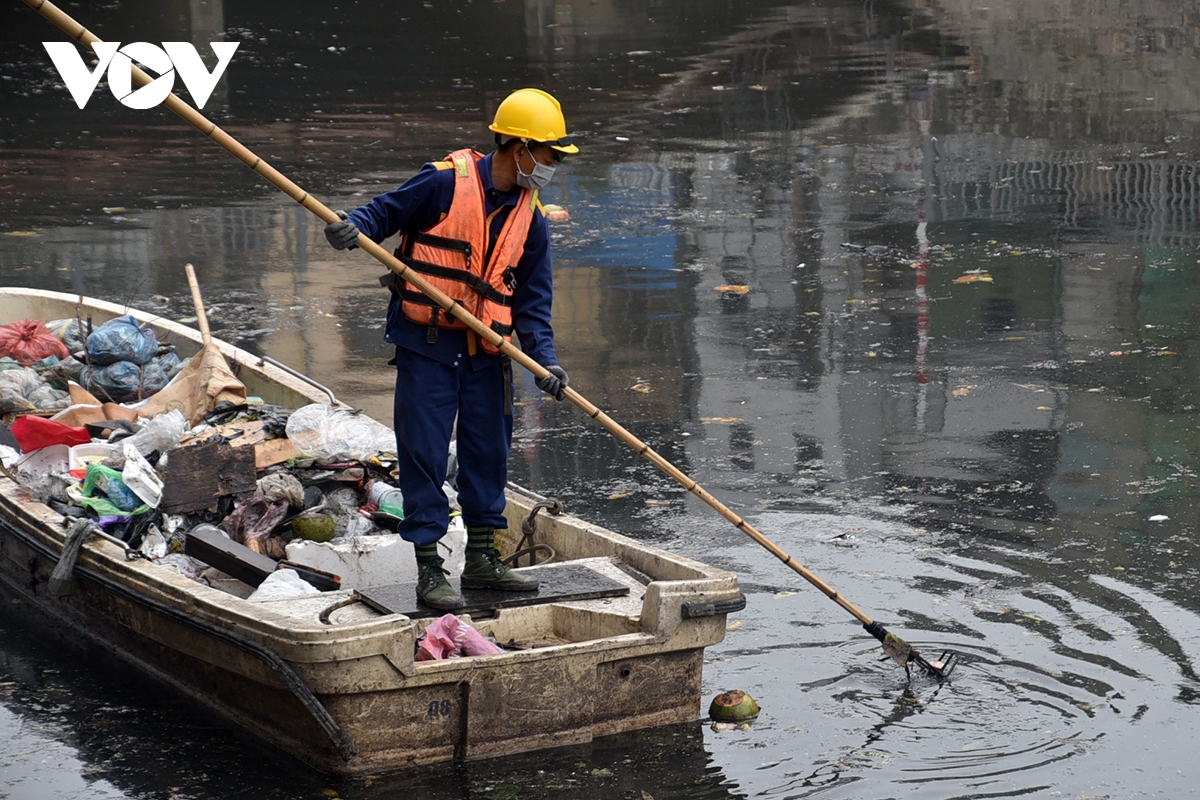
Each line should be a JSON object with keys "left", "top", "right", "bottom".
{"left": 461, "top": 527, "right": 539, "bottom": 592}
{"left": 416, "top": 559, "right": 464, "bottom": 610}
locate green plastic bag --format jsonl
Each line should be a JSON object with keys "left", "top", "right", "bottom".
{"left": 78, "top": 494, "right": 149, "bottom": 517}
{"left": 82, "top": 463, "right": 147, "bottom": 514}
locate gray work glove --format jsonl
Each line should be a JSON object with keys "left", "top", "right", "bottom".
{"left": 536, "top": 365, "right": 569, "bottom": 401}
{"left": 324, "top": 210, "right": 360, "bottom": 250}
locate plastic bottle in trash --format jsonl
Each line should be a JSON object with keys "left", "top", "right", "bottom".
{"left": 367, "top": 481, "right": 404, "bottom": 528}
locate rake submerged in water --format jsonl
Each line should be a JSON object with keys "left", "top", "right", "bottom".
{"left": 23, "top": 0, "right": 958, "bottom": 681}
{"left": 872, "top": 622, "right": 957, "bottom": 680}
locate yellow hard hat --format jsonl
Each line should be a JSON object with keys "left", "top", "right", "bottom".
{"left": 489, "top": 88, "right": 579, "bottom": 154}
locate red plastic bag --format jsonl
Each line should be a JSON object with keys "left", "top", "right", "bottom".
{"left": 11, "top": 415, "right": 91, "bottom": 453}
{"left": 416, "top": 614, "right": 504, "bottom": 661}
{"left": 0, "top": 320, "right": 70, "bottom": 366}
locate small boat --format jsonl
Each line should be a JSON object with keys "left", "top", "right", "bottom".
{"left": 0, "top": 288, "right": 743, "bottom": 774}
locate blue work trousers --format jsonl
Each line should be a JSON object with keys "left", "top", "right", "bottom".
{"left": 393, "top": 346, "right": 513, "bottom": 546}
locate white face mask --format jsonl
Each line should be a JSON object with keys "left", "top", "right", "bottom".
{"left": 515, "top": 146, "right": 556, "bottom": 190}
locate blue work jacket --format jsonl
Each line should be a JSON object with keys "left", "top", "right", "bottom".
{"left": 347, "top": 152, "right": 559, "bottom": 370}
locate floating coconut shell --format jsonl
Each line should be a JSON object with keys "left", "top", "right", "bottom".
{"left": 708, "top": 690, "right": 759, "bottom": 722}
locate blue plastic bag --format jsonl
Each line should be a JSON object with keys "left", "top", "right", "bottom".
{"left": 86, "top": 315, "right": 159, "bottom": 366}
{"left": 81, "top": 349, "right": 182, "bottom": 402}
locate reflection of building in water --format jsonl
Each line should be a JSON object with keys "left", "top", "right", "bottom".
{"left": 928, "top": 137, "right": 1200, "bottom": 247}
{"left": 533, "top": 0, "right": 1200, "bottom": 539}
{"left": 928, "top": 0, "right": 1200, "bottom": 147}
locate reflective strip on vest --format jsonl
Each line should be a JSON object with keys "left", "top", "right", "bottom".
{"left": 396, "top": 148, "right": 535, "bottom": 354}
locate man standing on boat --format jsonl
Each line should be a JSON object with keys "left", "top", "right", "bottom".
{"left": 323, "top": 88, "right": 575, "bottom": 610}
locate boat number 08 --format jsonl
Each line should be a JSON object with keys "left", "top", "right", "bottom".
{"left": 427, "top": 699, "right": 453, "bottom": 719}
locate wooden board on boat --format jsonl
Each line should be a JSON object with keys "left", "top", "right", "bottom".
{"left": 358, "top": 563, "right": 631, "bottom": 619}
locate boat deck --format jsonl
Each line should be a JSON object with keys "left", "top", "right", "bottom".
{"left": 234, "top": 556, "right": 650, "bottom": 648}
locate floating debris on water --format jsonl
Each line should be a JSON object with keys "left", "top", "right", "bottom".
{"left": 953, "top": 271, "right": 993, "bottom": 284}
{"left": 708, "top": 690, "right": 759, "bottom": 722}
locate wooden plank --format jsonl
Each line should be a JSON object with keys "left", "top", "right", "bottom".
{"left": 254, "top": 436, "right": 301, "bottom": 468}
{"left": 183, "top": 527, "right": 341, "bottom": 590}
{"left": 222, "top": 420, "right": 267, "bottom": 448}
{"left": 178, "top": 420, "right": 266, "bottom": 448}
{"left": 184, "top": 524, "right": 276, "bottom": 586}
{"left": 159, "top": 439, "right": 257, "bottom": 513}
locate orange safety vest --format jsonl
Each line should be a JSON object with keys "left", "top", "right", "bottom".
{"left": 393, "top": 149, "right": 538, "bottom": 355}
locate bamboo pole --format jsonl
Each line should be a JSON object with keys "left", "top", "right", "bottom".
{"left": 22, "top": 0, "right": 952, "bottom": 677}
{"left": 183, "top": 263, "right": 211, "bottom": 345}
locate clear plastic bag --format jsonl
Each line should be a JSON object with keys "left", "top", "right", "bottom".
{"left": 343, "top": 514, "right": 375, "bottom": 539}
{"left": 0, "top": 367, "right": 69, "bottom": 414}
{"left": 122, "top": 409, "right": 188, "bottom": 460}
{"left": 284, "top": 404, "right": 397, "bottom": 462}
{"left": 45, "top": 318, "right": 87, "bottom": 353}
{"left": 155, "top": 553, "right": 208, "bottom": 581}
{"left": 321, "top": 486, "right": 371, "bottom": 538}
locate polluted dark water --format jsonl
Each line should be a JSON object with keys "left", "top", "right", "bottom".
{"left": 3, "top": 0, "right": 1200, "bottom": 797}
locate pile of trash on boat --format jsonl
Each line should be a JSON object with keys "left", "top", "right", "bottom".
{"left": 0, "top": 313, "right": 468, "bottom": 609}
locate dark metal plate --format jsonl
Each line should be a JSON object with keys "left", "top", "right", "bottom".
{"left": 357, "top": 562, "right": 631, "bottom": 619}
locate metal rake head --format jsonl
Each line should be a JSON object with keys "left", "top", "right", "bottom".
{"left": 908, "top": 649, "right": 958, "bottom": 680}
{"left": 865, "top": 621, "right": 957, "bottom": 681}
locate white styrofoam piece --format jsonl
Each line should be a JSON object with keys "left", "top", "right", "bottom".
{"left": 121, "top": 441, "right": 163, "bottom": 507}
{"left": 15, "top": 443, "right": 70, "bottom": 473}
{"left": 0, "top": 444, "right": 21, "bottom": 469}
{"left": 284, "top": 516, "right": 466, "bottom": 590}
{"left": 70, "top": 442, "right": 116, "bottom": 472}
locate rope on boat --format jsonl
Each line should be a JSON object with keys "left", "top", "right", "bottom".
{"left": 506, "top": 498, "right": 561, "bottom": 568}
{"left": 318, "top": 591, "right": 361, "bottom": 625}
